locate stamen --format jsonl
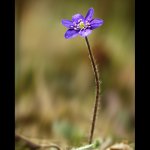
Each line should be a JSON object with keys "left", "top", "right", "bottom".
{"left": 78, "top": 19, "right": 82, "bottom": 23}
{"left": 73, "top": 22, "right": 77, "bottom": 26}
{"left": 86, "top": 22, "right": 90, "bottom": 26}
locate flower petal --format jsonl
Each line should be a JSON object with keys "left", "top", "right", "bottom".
{"left": 90, "top": 19, "right": 104, "bottom": 29}
{"left": 85, "top": 8, "right": 94, "bottom": 21}
{"left": 79, "top": 29, "right": 92, "bottom": 37}
{"left": 64, "top": 29, "right": 79, "bottom": 39}
{"left": 72, "top": 14, "right": 84, "bottom": 23}
{"left": 62, "top": 19, "right": 73, "bottom": 28}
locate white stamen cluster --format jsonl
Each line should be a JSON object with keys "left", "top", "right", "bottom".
{"left": 72, "top": 19, "right": 91, "bottom": 31}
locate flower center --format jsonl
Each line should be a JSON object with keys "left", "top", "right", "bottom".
{"left": 73, "top": 20, "right": 91, "bottom": 31}
{"left": 79, "top": 21, "right": 85, "bottom": 29}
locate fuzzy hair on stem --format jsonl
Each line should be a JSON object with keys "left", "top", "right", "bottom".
{"left": 85, "top": 36, "right": 100, "bottom": 144}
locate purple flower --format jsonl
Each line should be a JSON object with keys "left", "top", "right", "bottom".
{"left": 62, "top": 8, "right": 104, "bottom": 39}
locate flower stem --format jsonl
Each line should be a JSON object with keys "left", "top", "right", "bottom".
{"left": 85, "top": 36, "right": 100, "bottom": 144}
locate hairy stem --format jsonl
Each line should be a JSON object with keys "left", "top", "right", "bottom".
{"left": 85, "top": 36, "right": 100, "bottom": 144}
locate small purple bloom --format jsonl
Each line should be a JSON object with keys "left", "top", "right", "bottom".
{"left": 62, "top": 8, "right": 104, "bottom": 39}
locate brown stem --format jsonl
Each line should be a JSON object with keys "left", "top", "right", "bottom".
{"left": 85, "top": 36, "right": 100, "bottom": 144}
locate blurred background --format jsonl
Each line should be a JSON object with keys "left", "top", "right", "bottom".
{"left": 15, "top": 0, "right": 135, "bottom": 149}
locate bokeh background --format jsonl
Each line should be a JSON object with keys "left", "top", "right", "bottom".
{"left": 15, "top": 0, "right": 135, "bottom": 149}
